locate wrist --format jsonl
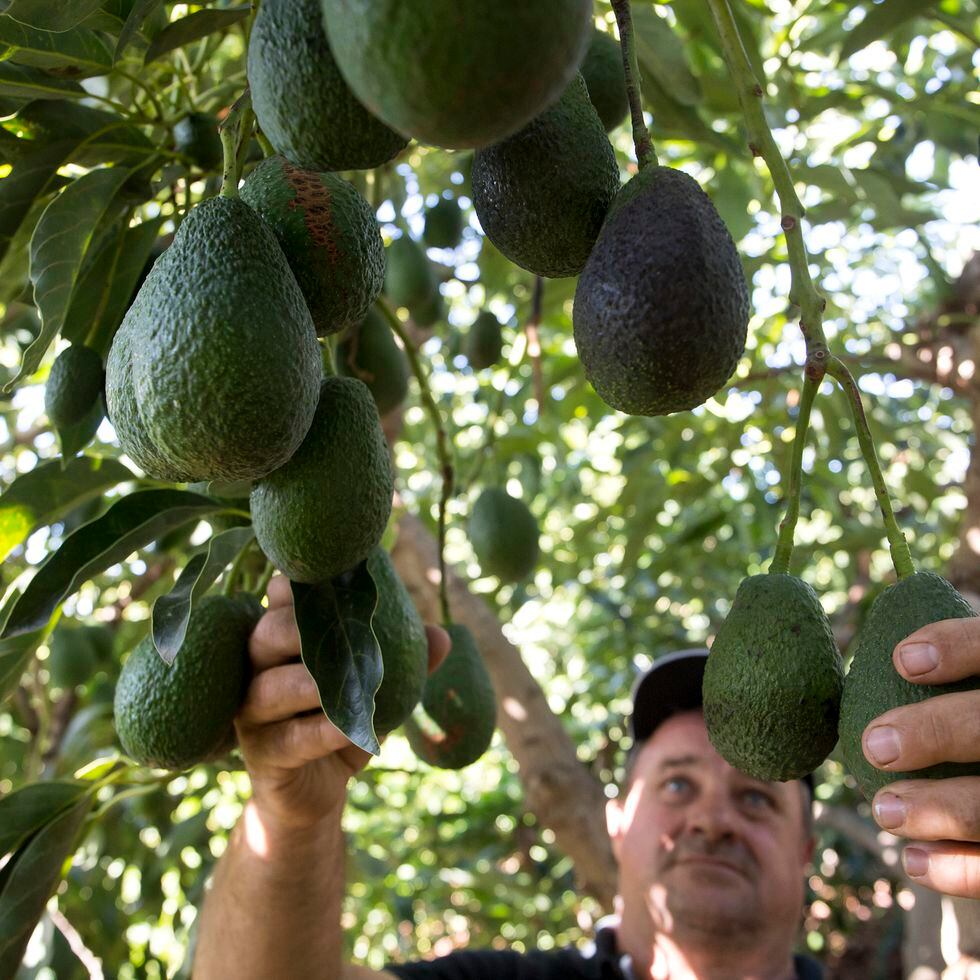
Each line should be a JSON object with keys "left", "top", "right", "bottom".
{"left": 240, "top": 797, "right": 343, "bottom": 866}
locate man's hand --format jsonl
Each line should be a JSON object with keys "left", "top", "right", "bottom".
{"left": 862, "top": 616, "right": 980, "bottom": 898}
{"left": 235, "top": 574, "right": 451, "bottom": 834}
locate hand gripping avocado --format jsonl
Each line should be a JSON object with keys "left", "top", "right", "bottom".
{"left": 320, "top": 0, "right": 593, "bottom": 149}
{"left": 404, "top": 624, "right": 496, "bottom": 769}
{"left": 472, "top": 75, "right": 619, "bottom": 279}
{"left": 248, "top": 0, "right": 407, "bottom": 171}
{"left": 250, "top": 377, "right": 394, "bottom": 583}
{"left": 241, "top": 156, "right": 385, "bottom": 336}
{"left": 106, "top": 196, "right": 320, "bottom": 483}
{"left": 702, "top": 573, "right": 843, "bottom": 782}
{"left": 468, "top": 488, "right": 539, "bottom": 584}
{"left": 337, "top": 307, "right": 410, "bottom": 416}
{"left": 839, "top": 571, "right": 980, "bottom": 799}
{"left": 573, "top": 166, "right": 749, "bottom": 416}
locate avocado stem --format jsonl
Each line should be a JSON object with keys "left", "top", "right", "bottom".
{"left": 705, "top": 0, "right": 827, "bottom": 361}
{"left": 223, "top": 537, "right": 255, "bottom": 596}
{"left": 825, "top": 355, "right": 915, "bottom": 581}
{"left": 254, "top": 559, "right": 275, "bottom": 600}
{"left": 610, "top": 0, "right": 658, "bottom": 170}
{"left": 376, "top": 298, "right": 455, "bottom": 623}
{"left": 218, "top": 88, "right": 253, "bottom": 199}
{"left": 771, "top": 367, "right": 822, "bottom": 575}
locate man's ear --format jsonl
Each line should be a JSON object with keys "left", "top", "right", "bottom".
{"left": 606, "top": 797, "right": 624, "bottom": 861}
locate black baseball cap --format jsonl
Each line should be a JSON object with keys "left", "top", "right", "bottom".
{"left": 629, "top": 648, "right": 815, "bottom": 792}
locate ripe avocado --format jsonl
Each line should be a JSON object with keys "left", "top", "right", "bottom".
{"left": 573, "top": 166, "right": 749, "bottom": 416}
{"left": 468, "top": 488, "right": 539, "bottom": 584}
{"left": 112, "top": 594, "right": 261, "bottom": 770}
{"left": 337, "top": 307, "right": 410, "bottom": 416}
{"left": 248, "top": 0, "right": 408, "bottom": 171}
{"left": 702, "top": 573, "right": 843, "bottom": 782}
{"left": 105, "top": 195, "right": 321, "bottom": 483}
{"left": 424, "top": 197, "right": 465, "bottom": 250}
{"left": 464, "top": 311, "right": 504, "bottom": 370}
{"left": 241, "top": 156, "right": 385, "bottom": 337}
{"left": 472, "top": 74, "right": 619, "bottom": 279}
{"left": 250, "top": 377, "right": 394, "bottom": 583}
{"left": 384, "top": 235, "right": 435, "bottom": 311}
{"left": 580, "top": 29, "right": 628, "bottom": 133}
{"left": 174, "top": 112, "right": 222, "bottom": 171}
{"left": 320, "top": 0, "right": 593, "bottom": 149}
{"left": 366, "top": 547, "right": 428, "bottom": 737}
{"left": 404, "top": 624, "right": 496, "bottom": 769}
{"left": 45, "top": 344, "right": 103, "bottom": 430}
{"left": 839, "top": 571, "right": 980, "bottom": 799}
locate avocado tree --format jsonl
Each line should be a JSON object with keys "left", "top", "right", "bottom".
{"left": 0, "top": 2, "right": 977, "bottom": 978}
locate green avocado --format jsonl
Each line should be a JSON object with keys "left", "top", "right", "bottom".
{"left": 404, "top": 624, "right": 496, "bottom": 769}
{"left": 839, "top": 571, "right": 980, "bottom": 799}
{"left": 113, "top": 594, "right": 261, "bottom": 770}
{"left": 702, "top": 573, "right": 843, "bottom": 782}
{"left": 384, "top": 235, "right": 435, "bottom": 311}
{"left": 573, "top": 166, "right": 749, "bottom": 416}
{"left": 174, "top": 112, "right": 222, "bottom": 171}
{"left": 105, "top": 195, "right": 321, "bottom": 483}
{"left": 472, "top": 75, "right": 619, "bottom": 279}
{"left": 241, "top": 156, "right": 385, "bottom": 336}
{"left": 464, "top": 311, "right": 504, "bottom": 370}
{"left": 468, "top": 488, "right": 539, "bottom": 584}
{"left": 337, "top": 307, "right": 410, "bottom": 416}
{"left": 580, "top": 30, "right": 628, "bottom": 133}
{"left": 410, "top": 286, "right": 444, "bottom": 329}
{"left": 250, "top": 377, "right": 394, "bottom": 583}
{"left": 248, "top": 0, "right": 408, "bottom": 171}
{"left": 366, "top": 547, "right": 428, "bottom": 737}
{"left": 320, "top": 0, "right": 593, "bottom": 149}
{"left": 424, "top": 197, "right": 465, "bottom": 250}
{"left": 45, "top": 344, "right": 103, "bottom": 430}
{"left": 48, "top": 623, "right": 114, "bottom": 690}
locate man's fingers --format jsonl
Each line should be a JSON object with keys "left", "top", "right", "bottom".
{"left": 426, "top": 624, "right": 450, "bottom": 674}
{"left": 900, "top": 841, "right": 980, "bottom": 900}
{"left": 239, "top": 663, "right": 321, "bottom": 725}
{"left": 264, "top": 574, "right": 293, "bottom": 610}
{"left": 871, "top": 776, "right": 980, "bottom": 842}
{"left": 237, "top": 712, "right": 357, "bottom": 771}
{"left": 249, "top": 606, "right": 301, "bottom": 671}
{"left": 893, "top": 617, "right": 980, "bottom": 685}
{"left": 863, "top": 689, "right": 980, "bottom": 771}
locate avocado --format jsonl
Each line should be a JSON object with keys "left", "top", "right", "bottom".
{"left": 241, "top": 156, "right": 385, "bottom": 336}
{"left": 404, "top": 624, "right": 496, "bottom": 769}
{"left": 366, "top": 547, "right": 428, "bottom": 737}
{"left": 250, "top": 377, "right": 394, "bottom": 583}
{"left": 424, "top": 196, "right": 465, "bottom": 250}
{"left": 48, "top": 623, "right": 114, "bottom": 690}
{"left": 105, "top": 195, "right": 321, "bottom": 483}
{"left": 464, "top": 311, "right": 504, "bottom": 370}
{"left": 472, "top": 74, "right": 619, "bottom": 279}
{"left": 320, "top": 0, "right": 593, "bottom": 149}
{"left": 573, "top": 166, "right": 749, "bottom": 416}
{"left": 839, "top": 571, "right": 980, "bottom": 799}
{"left": 702, "top": 573, "right": 843, "bottom": 782}
{"left": 468, "top": 487, "right": 539, "bottom": 584}
{"left": 384, "top": 235, "right": 435, "bottom": 311}
{"left": 580, "top": 29, "right": 628, "bottom": 133}
{"left": 174, "top": 112, "right": 222, "bottom": 171}
{"left": 113, "top": 594, "right": 261, "bottom": 770}
{"left": 248, "top": 0, "right": 408, "bottom": 171}
{"left": 337, "top": 307, "right": 410, "bottom": 416}
{"left": 410, "top": 287, "right": 444, "bottom": 329}
{"left": 45, "top": 344, "right": 103, "bottom": 430}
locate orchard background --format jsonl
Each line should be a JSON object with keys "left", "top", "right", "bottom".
{"left": 0, "top": 1, "right": 977, "bottom": 977}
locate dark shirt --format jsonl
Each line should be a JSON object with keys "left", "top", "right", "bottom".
{"left": 386, "top": 923, "right": 823, "bottom": 979}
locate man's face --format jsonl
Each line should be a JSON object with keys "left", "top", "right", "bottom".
{"left": 606, "top": 710, "right": 814, "bottom": 951}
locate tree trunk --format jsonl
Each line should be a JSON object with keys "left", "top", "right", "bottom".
{"left": 391, "top": 512, "right": 618, "bottom": 909}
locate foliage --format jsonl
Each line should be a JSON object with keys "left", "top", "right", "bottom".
{"left": 0, "top": 1, "right": 976, "bottom": 977}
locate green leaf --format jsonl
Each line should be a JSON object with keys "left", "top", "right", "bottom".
{"left": 151, "top": 525, "right": 255, "bottom": 665}
{"left": 0, "top": 16, "right": 112, "bottom": 76}
{"left": 6, "top": 166, "right": 132, "bottom": 391}
{"left": 0, "top": 454, "right": 133, "bottom": 561}
{"left": 0, "top": 624, "right": 49, "bottom": 705}
{"left": 114, "top": 0, "right": 164, "bottom": 61}
{"left": 291, "top": 562, "right": 382, "bottom": 756}
{"left": 0, "top": 794, "right": 92, "bottom": 960}
{"left": 144, "top": 5, "right": 250, "bottom": 63}
{"left": 0, "top": 489, "right": 223, "bottom": 639}
{"left": 2, "top": 0, "right": 107, "bottom": 33}
{"left": 630, "top": 4, "right": 700, "bottom": 108}
{"left": 0, "top": 779, "right": 90, "bottom": 856}
{"left": 840, "top": 0, "right": 939, "bottom": 60}
{"left": 0, "top": 61, "right": 84, "bottom": 99}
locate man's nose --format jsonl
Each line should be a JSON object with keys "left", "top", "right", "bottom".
{"left": 683, "top": 787, "right": 737, "bottom": 841}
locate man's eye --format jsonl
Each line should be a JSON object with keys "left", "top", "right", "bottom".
{"left": 663, "top": 776, "right": 692, "bottom": 794}
{"left": 742, "top": 788, "right": 775, "bottom": 809}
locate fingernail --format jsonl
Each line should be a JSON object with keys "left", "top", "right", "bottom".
{"left": 899, "top": 642, "right": 939, "bottom": 677}
{"left": 873, "top": 793, "right": 906, "bottom": 830}
{"left": 865, "top": 726, "right": 901, "bottom": 766}
{"left": 903, "top": 847, "right": 929, "bottom": 878}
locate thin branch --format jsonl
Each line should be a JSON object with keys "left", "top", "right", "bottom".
{"left": 524, "top": 276, "right": 545, "bottom": 409}
{"left": 610, "top": 0, "right": 657, "bottom": 169}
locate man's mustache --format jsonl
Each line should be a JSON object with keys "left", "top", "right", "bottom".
{"left": 661, "top": 838, "right": 757, "bottom": 878}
